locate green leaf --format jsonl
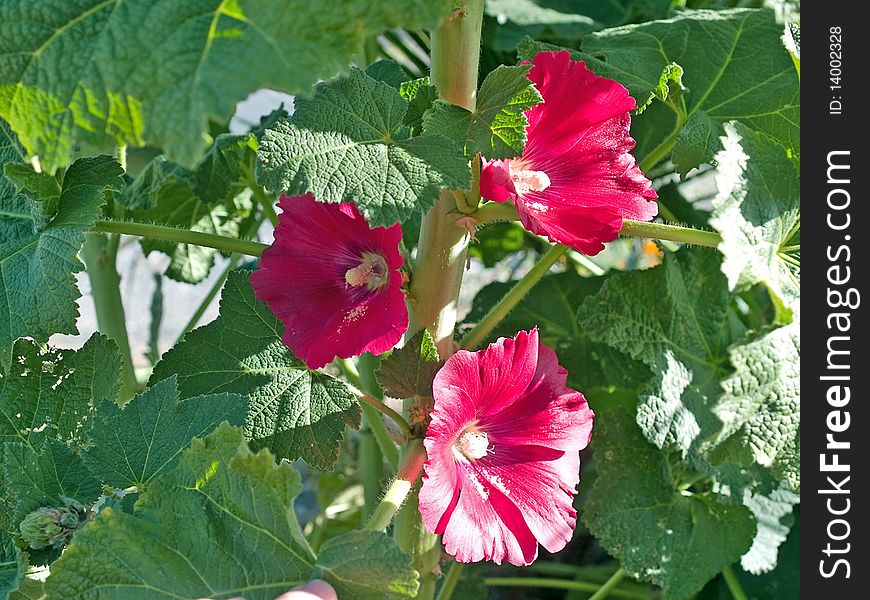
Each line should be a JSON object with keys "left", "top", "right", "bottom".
{"left": 2, "top": 164, "right": 62, "bottom": 232}
{"left": 422, "top": 65, "right": 543, "bottom": 158}
{"left": 45, "top": 423, "right": 318, "bottom": 599}
{"left": 0, "top": 334, "right": 121, "bottom": 447}
{"left": 704, "top": 323, "right": 799, "bottom": 491}
{"left": 81, "top": 376, "right": 247, "bottom": 489}
{"left": 8, "top": 575, "right": 44, "bottom": 600}
{"left": 365, "top": 60, "right": 413, "bottom": 89}
{"left": 739, "top": 483, "right": 798, "bottom": 574}
{"left": 1, "top": 531, "right": 24, "bottom": 599}
{"left": 257, "top": 68, "right": 470, "bottom": 227}
{"left": 2, "top": 440, "right": 102, "bottom": 525}
{"left": 312, "top": 530, "right": 419, "bottom": 599}
{"left": 0, "top": 141, "right": 125, "bottom": 369}
{"left": 462, "top": 271, "right": 650, "bottom": 393}
{"left": 518, "top": 9, "right": 800, "bottom": 175}
{"left": 0, "top": 0, "right": 455, "bottom": 172}
{"left": 399, "top": 78, "right": 438, "bottom": 135}
{"left": 637, "top": 61, "right": 684, "bottom": 114}
{"left": 150, "top": 271, "right": 361, "bottom": 470}
{"left": 192, "top": 133, "right": 259, "bottom": 205}
{"left": 585, "top": 408, "right": 755, "bottom": 600}
{"left": 376, "top": 330, "right": 443, "bottom": 399}
{"left": 577, "top": 249, "right": 734, "bottom": 452}
{"left": 709, "top": 122, "right": 800, "bottom": 309}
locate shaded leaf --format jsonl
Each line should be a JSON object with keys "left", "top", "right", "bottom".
{"left": 376, "top": 330, "right": 442, "bottom": 399}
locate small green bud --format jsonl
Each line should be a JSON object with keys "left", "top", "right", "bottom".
{"left": 18, "top": 497, "right": 94, "bottom": 550}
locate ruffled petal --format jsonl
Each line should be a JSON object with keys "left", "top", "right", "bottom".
{"left": 515, "top": 195, "right": 623, "bottom": 255}
{"left": 479, "top": 159, "right": 518, "bottom": 203}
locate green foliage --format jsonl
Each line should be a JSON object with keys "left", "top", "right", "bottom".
{"left": 0, "top": 532, "right": 24, "bottom": 598}
{"left": 578, "top": 249, "right": 734, "bottom": 453}
{"left": 257, "top": 68, "right": 470, "bottom": 227}
{"left": 518, "top": 9, "right": 800, "bottom": 175}
{"left": 312, "top": 530, "right": 420, "bottom": 599}
{"left": 585, "top": 408, "right": 755, "bottom": 599}
{"left": 422, "top": 65, "right": 543, "bottom": 158}
{"left": 0, "top": 334, "right": 121, "bottom": 447}
{"left": 376, "top": 330, "right": 443, "bottom": 399}
{"left": 462, "top": 271, "right": 650, "bottom": 393}
{"left": 0, "top": 0, "right": 455, "bottom": 172}
{"left": 0, "top": 130, "right": 124, "bottom": 369}
{"left": 710, "top": 122, "right": 800, "bottom": 309}
{"left": 121, "top": 134, "right": 259, "bottom": 283}
{"left": 705, "top": 323, "right": 799, "bottom": 491}
{"left": 81, "top": 377, "right": 247, "bottom": 489}
{"left": 151, "top": 271, "right": 361, "bottom": 470}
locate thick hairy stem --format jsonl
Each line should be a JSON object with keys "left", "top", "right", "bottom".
{"left": 81, "top": 233, "right": 139, "bottom": 402}
{"left": 408, "top": 0, "right": 484, "bottom": 358}
{"left": 365, "top": 439, "right": 426, "bottom": 532}
{"left": 92, "top": 220, "right": 268, "bottom": 256}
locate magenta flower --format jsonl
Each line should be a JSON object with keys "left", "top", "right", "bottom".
{"left": 480, "top": 50, "right": 658, "bottom": 255}
{"left": 418, "top": 329, "right": 594, "bottom": 566}
{"left": 250, "top": 194, "right": 408, "bottom": 369}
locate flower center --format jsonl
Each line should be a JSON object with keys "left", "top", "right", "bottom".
{"left": 345, "top": 252, "right": 389, "bottom": 291}
{"left": 455, "top": 430, "right": 491, "bottom": 461}
{"left": 509, "top": 161, "right": 551, "bottom": 195}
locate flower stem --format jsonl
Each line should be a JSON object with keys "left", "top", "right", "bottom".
{"left": 408, "top": 0, "right": 484, "bottom": 358}
{"left": 588, "top": 568, "right": 628, "bottom": 600}
{"left": 176, "top": 254, "right": 242, "bottom": 343}
{"left": 365, "top": 439, "right": 426, "bottom": 531}
{"left": 347, "top": 384, "right": 412, "bottom": 440}
{"left": 436, "top": 563, "right": 464, "bottom": 600}
{"left": 620, "top": 219, "right": 721, "bottom": 247}
{"left": 338, "top": 359, "right": 400, "bottom": 469}
{"left": 81, "top": 233, "right": 139, "bottom": 402}
{"left": 638, "top": 110, "right": 686, "bottom": 173}
{"left": 252, "top": 184, "right": 279, "bottom": 227}
{"left": 472, "top": 203, "right": 721, "bottom": 248}
{"left": 91, "top": 219, "right": 268, "bottom": 257}
{"left": 484, "top": 573, "right": 646, "bottom": 600}
{"left": 722, "top": 565, "right": 749, "bottom": 600}
{"left": 460, "top": 244, "right": 567, "bottom": 350}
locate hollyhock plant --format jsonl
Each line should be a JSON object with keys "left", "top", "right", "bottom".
{"left": 480, "top": 50, "right": 659, "bottom": 255}
{"left": 418, "top": 329, "right": 594, "bottom": 566}
{"left": 250, "top": 194, "right": 408, "bottom": 369}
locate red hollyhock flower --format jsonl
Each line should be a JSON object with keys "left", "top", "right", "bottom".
{"left": 480, "top": 50, "right": 658, "bottom": 255}
{"left": 418, "top": 329, "right": 593, "bottom": 566}
{"left": 250, "top": 194, "right": 408, "bottom": 369}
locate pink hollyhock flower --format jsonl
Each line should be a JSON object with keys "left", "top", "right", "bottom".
{"left": 250, "top": 194, "right": 408, "bottom": 369}
{"left": 480, "top": 50, "right": 658, "bottom": 255}
{"left": 419, "top": 329, "right": 594, "bottom": 566}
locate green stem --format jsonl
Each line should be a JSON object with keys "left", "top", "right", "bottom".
{"left": 588, "top": 568, "right": 627, "bottom": 600}
{"left": 471, "top": 201, "right": 520, "bottom": 225}
{"left": 620, "top": 220, "right": 721, "bottom": 247}
{"left": 92, "top": 219, "right": 268, "bottom": 257}
{"left": 722, "top": 566, "right": 749, "bottom": 600}
{"left": 366, "top": 440, "right": 426, "bottom": 531}
{"left": 177, "top": 253, "right": 242, "bottom": 343}
{"left": 484, "top": 573, "right": 645, "bottom": 600}
{"left": 638, "top": 110, "right": 686, "bottom": 173}
{"left": 338, "top": 359, "right": 399, "bottom": 470}
{"left": 347, "top": 385, "right": 412, "bottom": 440}
{"left": 252, "top": 185, "right": 279, "bottom": 227}
{"left": 461, "top": 244, "right": 567, "bottom": 350}
{"left": 81, "top": 233, "right": 139, "bottom": 402}
{"left": 408, "top": 0, "right": 484, "bottom": 357}
{"left": 436, "top": 563, "right": 464, "bottom": 600}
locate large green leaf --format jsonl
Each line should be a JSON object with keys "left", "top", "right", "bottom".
{"left": 1, "top": 532, "right": 24, "bottom": 599}
{"left": 739, "top": 483, "right": 798, "bottom": 574}
{"left": 81, "top": 377, "right": 247, "bottom": 489}
{"left": 2, "top": 440, "right": 102, "bottom": 526}
{"left": 0, "top": 0, "right": 454, "bottom": 172}
{"left": 518, "top": 9, "right": 800, "bottom": 175}
{"left": 312, "top": 531, "right": 419, "bottom": 599}
{"left": 375, "top": 330, "right": 442, "bottom": 399}
{"left": 577, "top": 249, "right": 734, "bottom": 452}
{"left": 710, "top": 122, "right": 800, "bottom": 308}
{"left": 585, "top": 408, "right": 755, "bottom": 600}
{"left": 150, "top": 271, "right": 360, "bottom": 470}
{"left": 422, "top": 65, "right": 543, "bottom": 158}
{"left": 257, "top": 68, "right": 470, "bottom": 227}
{"left": 462, "top": 271, "right": 650, "bottom": 393}
{"left": 44, "top": 424, "right": 318, "bottom": 600}
{"left": 0, "top": 135, "right": 124, "bottom": 369}
{"left": 0, "top": 334, "right": 121, "bottom": 447}
{"left": 704, "top": 323, "right": 799, "bottom": 491}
